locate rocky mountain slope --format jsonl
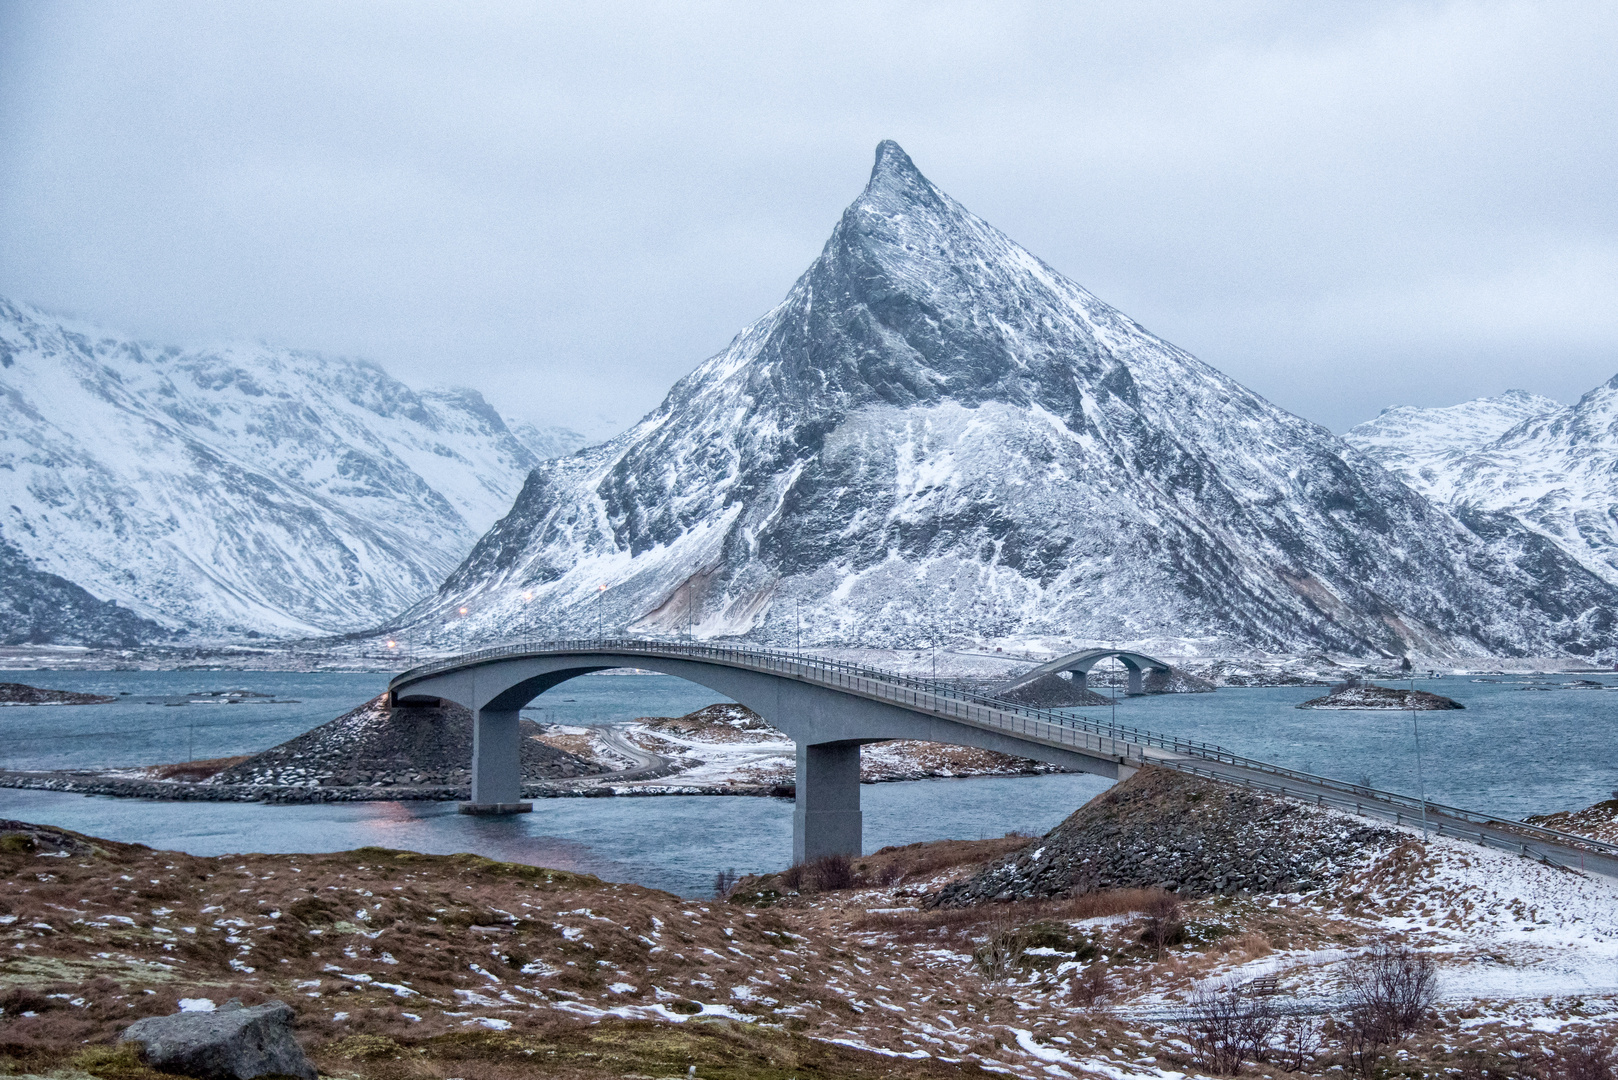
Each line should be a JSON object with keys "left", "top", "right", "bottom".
{"left": 1347, "top": 379, "right": 1618, "bottom": 588}
{"left": 1345, "top": 390, "right": 1560, "bottom": 494}
{"left": 411, "top": 141, "right": 1616, "bottom": 657}
{"left": 0, "top": 298, "right": 585, "bottom": 642}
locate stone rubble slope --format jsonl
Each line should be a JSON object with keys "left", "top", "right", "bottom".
{"left": 417, "top": 141, "right": 1618, "bottom": 659}
{"left": 207, "top": 694, "right": 603, "bottom": 790}
{"left": 931, "top": 766, "right": 1402, "bottom": 906}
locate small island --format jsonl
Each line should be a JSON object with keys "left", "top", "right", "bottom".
{"left": 1297, "top": 678, "right": 1464, "bottom": 710}
{"left": 0, "top": 682, "right": 116, "bottom": 706}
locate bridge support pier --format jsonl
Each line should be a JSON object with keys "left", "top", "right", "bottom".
{"left": 793, "top": 741, "right": 862, "bottom": 864}
{"left": 460, "top": 707, "right": 532, "bottom": 815}
{"left": 1126, "top": 666, "right": 1144, "bottom": 696}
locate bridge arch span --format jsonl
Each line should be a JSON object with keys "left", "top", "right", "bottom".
{"left": 991, "top": 648, "right": 1173, "bottom": 697}
{"left": 389, "top": 641, "right": 1143, "bottom": 864}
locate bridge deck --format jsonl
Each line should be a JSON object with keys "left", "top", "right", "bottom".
{"left": 391, "top": 640, "right": 1618, "bottom": 880}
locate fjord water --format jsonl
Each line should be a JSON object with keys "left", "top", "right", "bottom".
{"left": 1, "top": 670, "right": 1614, "bottom": 896}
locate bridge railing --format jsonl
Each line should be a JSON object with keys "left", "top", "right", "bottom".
{"left": 391, "top": 636, "right": 1225, "bottom": 761}
{"left": 392, "top": 638, "right": 1618, "bottom": 860}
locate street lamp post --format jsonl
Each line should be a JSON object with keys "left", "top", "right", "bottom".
{"left": 1411, "top": 674, "right": 1430, "bottom": 839}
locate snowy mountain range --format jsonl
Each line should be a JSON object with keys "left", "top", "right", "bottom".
{"left": 405, "top": 141, "right": 1617, "bottom": 658}
{"left": 0, "top": 297, "right": 585, "bottom": 643}
{"left": 1347, "top": 380, "right": 1618, "bottom": 590}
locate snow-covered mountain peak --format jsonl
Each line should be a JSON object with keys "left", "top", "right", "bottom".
{"left": 1347, "top": 376, "right": 1618, "bottom": 590}
{"left": 0, "top": 296, "right": 563, "bottom": 641}
{"left": 864, "top": 139, "right": 939, "bottom": 204}
{"left": 1345, "top": 389, "right": 1562, "bottom": 500}
{"left": 415, "top": 145, "right": 1618, "bottom": 658}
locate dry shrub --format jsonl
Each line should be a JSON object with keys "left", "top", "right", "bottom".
{"left": 1342, "top": 943, "right": 1438, "bottom": 1074}
{"left": 780, "top": 854, "right": 857, "bottom": 894}
{"left": 1551, "top": 1034, "right": 1616, "bottom": 1080}
{"left": 808, "top": 853, "right": 854, "bottom": 891}
{"left": 1179, "top": 978, "right": 1280, "bottom": 1075}
{"left": 1275, "top": 1013, "right": 1321, "bottom": 1073}
{"left": 1214, "top": 930, "right": 1274, "bottom": 962}
{"left": 1141, "top": 888, "right": 1186, "bottom": 956}
{"left": 972, "top": 921, "right": 1026, "bottom": 979}
{"left": 147, "top": 755, "right": 252, "bottom": 782}
{"left": 1069, "top": 964, "right": 1112, "bottom": 1007}
{"left": 861, "top": 835, "right": 1033, "bottom": 885}
{"left": 1052, "top": 887, "right": 1164, "bottom": 920}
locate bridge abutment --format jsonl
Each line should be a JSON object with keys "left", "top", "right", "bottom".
{"left": 460, "top": 706, "right": 531, "bottom": 815}
{"left": 793, "top": 741, "right": 863, "bottom": 864}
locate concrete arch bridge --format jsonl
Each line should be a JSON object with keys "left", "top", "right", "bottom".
{"left": 990, "top": 648, "right": 1173, "bottom": 697}
{"left": 388, "top": 640, "right": 1618, "bottom": 879}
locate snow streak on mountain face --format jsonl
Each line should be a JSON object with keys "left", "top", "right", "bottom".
{"left": 0, "top": 298, "right": 580, "bottom": 642}
{"left": 1346, "top": 391, "right": 1561, "bottom": 497}
{"left": 1348, "top": 380, "right": 1618, "bottom": 590}
{"left": 420, "top": 142, "right": 1617, "bottom": 657}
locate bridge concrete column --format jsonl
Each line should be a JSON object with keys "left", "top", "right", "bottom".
{"left": 793, "top": 741, "right": 862, "bottom": 864}
{"left": 461, "top": 707, "right": 532, "bottom": 815}
{"left": 1126, "top": 667, "right": 1144, "bottom": 696}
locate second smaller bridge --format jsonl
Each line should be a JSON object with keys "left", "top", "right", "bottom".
{"left": 990, "top": 648, "right": 1173, "bottom": 697}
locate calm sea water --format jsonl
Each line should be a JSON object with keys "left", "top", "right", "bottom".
{"left": 2, "top": 668, "right": 1614, "bottom": 897}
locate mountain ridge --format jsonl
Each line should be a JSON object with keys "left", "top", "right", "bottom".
{"left": 405, "top": 142, "right": 1617, "bottom": 658}
{"left": 0, "top": 297, "right": 586, "bottom": 642}
{"left": 1347, "top": 378, "right": 1618, "bottom": 590}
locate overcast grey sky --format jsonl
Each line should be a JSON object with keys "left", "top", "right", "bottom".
{"left": 2, "top": 2, "right": 1615, "bottom": 439}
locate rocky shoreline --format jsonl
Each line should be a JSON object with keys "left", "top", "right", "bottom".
{"left": 0, "top": 680, "right": 116, "bottom": 705}
{"left": 1297, "top": 680, "right": 1465, "bottom": 710}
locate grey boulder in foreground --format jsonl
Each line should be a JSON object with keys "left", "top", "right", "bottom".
{"left": 118, "top": 999, "right": 316, "bottom": 1080}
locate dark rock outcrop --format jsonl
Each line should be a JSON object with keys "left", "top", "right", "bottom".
{"left": 1141, "top": 667, "right": 1217, "bottom": 694}
{"left": 929, "top": 766, "right": 1400, "bottom": 906}
{"left": 997, "top": 673, "right": 1111, "bottom": 708}
{"left": 118, "top": 999, "right": 316, "bottom": 1080}
{"left": 0, "top": 682, "right": 116, "bottom": 705}
{"left": 0, "top": 529, "right": 169, "bottom": 647}
{"left": 1297, "top": 681, "right": 1464, "bottom": 710}
{"left": 208, "top": 694, "right": 604, "bottom": 789}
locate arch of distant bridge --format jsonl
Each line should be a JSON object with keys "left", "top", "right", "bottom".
{"left": 991, "top": 648, "right": 1174, "bottom": 697}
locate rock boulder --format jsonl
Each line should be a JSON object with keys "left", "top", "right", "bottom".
{"left": 119, "top": 999, "right": 316, "bottom": 1080}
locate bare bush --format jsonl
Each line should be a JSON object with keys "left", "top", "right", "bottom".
{"left": 972, "top": 922, "right": 1026, "bottom": 980}
{"left": 1274, "top": 1013, "right": 1321, "bottom": 1073}
{"left": 1551, "top": 1034, "right": 1616, "bottom": 1080}
{"left": 1141, "top": 888, "right": 1185, "bottom": 956}
{"left": 778, "top": 854, "right": 857, "bottom": 894}
{"left": 1179, "top": 979, "right": 1280, "bottom": 1075}
{"left": 712, "top": 867, "right": 738, "bottom": 900}
{"left": 807, "top": 853, "right": 854, "bottom": 891}
{"left": 1069, "top": 964, "right": 1111, "bottom": 1008}
{"left": 1342, "top": 943, "right": 1438, "bottom": 1074}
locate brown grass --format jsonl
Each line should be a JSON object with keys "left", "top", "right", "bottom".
{"left": 145, "top": 755, "right": 253, "bottom": 781}
{"left": 853, "top": 887, "right": 1166, "bottom": 939}
{"left": 856, "top": 835, "right": 1034, "bottom": 885}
